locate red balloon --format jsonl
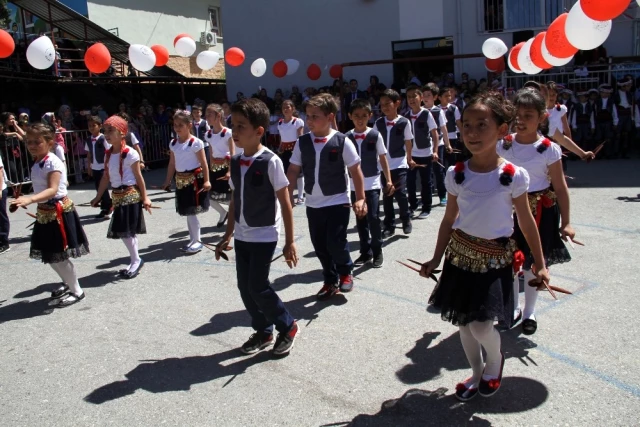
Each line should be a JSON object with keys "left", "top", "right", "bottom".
{"left": 84, "top": 43, "right": 111, "bottom": 74}
{"left": 225, "top": 47, "right": 245, "bottom": 67}
{"left": 307, "top": 63, "right": 321, "bottom": 80}
{"left": 545, "top": 13, "right": 578, "bottom": 58}
{"left": 273, "top": 60, "right": 288, "bottom": 78}
{"left": 0, "top": 29, "right": 15, "bottom": 59}
{"left": 509, "top": 42, "right": 525, "bottom": 72}
{"left": 329, "top": 64, "right": 343, "bottom": 79}
{"left": 530, "top": 32, "right": 552, "bottom": 69}
{"left": 580, "top": 0, "right": 629, "bottom": 21}
{"left": 173, "top": 33, "right": 190, "bottom": 47}
{"left": 485, "top": 57, "right": 505, "bottom": 72}
{"left": 151, "top": 45, "right": 169, "bottom": 67}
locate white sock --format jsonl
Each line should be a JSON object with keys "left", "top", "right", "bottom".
{"left": 50, "top": 262, "right": 68, "bottom": 285}
{"left": 523, "top": 269, "right": 538, "bottom": 321}
{"left": 297, "top": 177, "right": 304, "bottom": 199}
{"left": 186, "top": 215, "right": 201, "bottom": 247}
{"left": 211, "top": 201, "right": 227, "bottom": 223}
{"left": 514, "top": 270, "right": 522, "bottom": 319}
{"left": 122, "top": 236, "right": 141, "bottom": 272}
{"left": 469, "top": 320, "right": 502, "bottom": 380}
{"left": 51, "top": 260, "right": 83, "bottom": 296}
{"left": 459, "top": 324, "right": 483, "bottom": 387}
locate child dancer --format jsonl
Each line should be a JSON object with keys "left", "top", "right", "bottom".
{"left": 277, "top": 100, "right": 305, "bottom": 204}
{"left": 287, "top": 93, "right": 367, "bottom": 298}
{"left": 375, "top": 89, "right": 414, "bottom": 236}
{"left": 191, "top": 105, "right": 210, "bottom": 168}
{"left": 216, "top": 98, "right": 299, "bottom": 356}
{"left": 161, "top": 110, "right": 211, "bottom": 254}
{"left": 595, "top": 84, "right": 618, "bottom": 159}
{"left": 204, "top": 104, "right": 232, "bottom": 227}
{"left": 498, "top": 88, "right": 574, "bottom": 335}
{"left": 0, "top": 155, "right": 8, "bottom": 254}
{"left": 422, "top": 92, "right": 549, "bottom": 401}
{"left": 92, "top": 116, "right": 151, "bottom": 279}
{"left": 423, "top": 83, "right": 453, "bottom": 207}
{"left": 347, "top": 98, "right": 394, "bottom": 268}
{"left": 85, "top": 116, "right": 113, "bottom": 219}
{"left": 439, "top": 87, "right": 463, "bottom": 166}
{"left": 11, "top": 124, "right": 90, "bottom": 307}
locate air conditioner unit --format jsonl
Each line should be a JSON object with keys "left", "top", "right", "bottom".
{"left": 200, "top": 31, "right": 217, "bottom": 46}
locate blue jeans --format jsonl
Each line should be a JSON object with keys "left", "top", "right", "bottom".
{"left": 307, "top": 204, "right": 353, "bottom": 284}
{"left": 381, "top": 168, "right": 410, "bottom": 228}
{"left": 407, "top": 156, "right": 434, "bottom": 213}
{"left": 235, "top": 239, "right": 294, "bottom": 334}
{"left": 351, "top": 189, "right": 382, "bottom": 256}
{"left": 0, "top": 188, "right": 9, "bottom": 246}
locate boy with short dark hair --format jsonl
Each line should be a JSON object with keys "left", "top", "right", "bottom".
{"left": 191, "top": 105, "right": 211, "bottom": 168}
{"left": 216, "top": 98, "right": 299, "bottom": 357}
{"left": 287, "top": 93, "right": 367, "bottom": 299}
{"left": 347, "top": 98, "right": 394, "bottom": 268}
{"left": 85, "top": 116, "right": 112, "bottom": 219}
{"left": 439, "top": 86, "right": 462, "bottom": 168}
{"left": 571, "top": 91, "right": 595, "bottom": 152}
{"left": 422, "top": 83, "right": 452, "bottom": 207}
{"left": 375, "top": 89, "right": 414, "bottom": 237}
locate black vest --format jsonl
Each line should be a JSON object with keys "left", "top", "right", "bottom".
{"left": 375, "top": 117, "right": 409, "bottom": 159}
{"left": 230, "top": 151, "right": 276, "bottom": 228}
{"left": 429, "top": 106, "right": 443, "bottom": 138}
{"left": 299, "top": 133, "right": 348, "bottom": 196}
{"left": 346, "top": 129, "right": 380, "bottom": 178}
{"left": 613, "top": 91, "right": 634, "bottom": 116}
{"left": 574, "top": 103, "right": 592, "bottom": 124}
{"left": 193, "top": 120, "right": 208, "bottom": 141}
{"left": 596, "top": 98, "right": 614, "bottom": 121}
{"left": 91, "top": 135, "right": 107, "bottom": 164}
{"left": 405, "top": 110, "right": 432, "bottom": 150}
{"left": 444, "top": 104, "right": 458, "bottom": 133}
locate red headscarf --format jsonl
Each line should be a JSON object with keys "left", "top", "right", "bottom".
{"left": 104, "top": 115, "right": 128, "bottom": 136}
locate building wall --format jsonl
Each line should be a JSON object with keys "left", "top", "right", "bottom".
{"left": 87, "top": 0, "right": 224, "bottom": 56}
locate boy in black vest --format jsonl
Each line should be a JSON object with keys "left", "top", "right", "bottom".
{"left": 216, "top": 98, "right": 299, "bottom": 357}
{"left": 191, "top": 105, "right": 211, "bottom": 168}
{"left": 404, "top": 85, "right": 440, "bottom": 219}
{"left": 347, "top": 99, "right": 394, "bottom": 268}
{"left": 84, "top": 116, "right": 112, "bottom": 219}
{"left": 422, "top": 83, "right": 452, "bottom": 207}
{"left": 376, "top": 89, "right": 414, "bottom": 237}
{"left": 613, "top": 77, "right": 637, "bottom": 159}
{"left": 570, "top": 91, "right": 595, "bottom": 153}
{"left": 287, "top": 94, "right": 367, "bottom": 299}
{"left": 439, "top": 87, "right": 462, "bottom": 168}
{"left": 595, "top": 84, "right": 619, "bottom": 159}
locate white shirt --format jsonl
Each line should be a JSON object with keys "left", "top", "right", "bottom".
{"left": 290, "top": 130, "right": 361, "bottom": 208}
{"left": 84, "top": 133, "right": 111, "bottom": 170}
{"left": 107, "top": 148, "right": 140, "bottom": 188}
{"left": 53, "top": 144, "right": 65, "bottom": 163}
{"left": 206, "top": 127, "right": 233, "bottom": 158}
{"left": 496, "top": 135, "right": 562, "bottom": 192}
{"left": 229, "top": 148, "right": 289, "bottom": 243}
{"left": 570, "top": 102, "right": 595, "bottom": 129}
{"left": 32, "top": 154, "right": 67, "bottom": 199}
{"left": 408, "top": 108, "right": 438, "bottom": 157}
{"left": 446, "top": 161, "right": 530, "bottom": 240}
{"left": 617, "top": 91, "right": 630, "bottom": 109}
{"left": 277, "top": 117, "right": 304, "bottom": 142}
{"left": 170, "top": 136, "right": 205, "bottom": 172}
{"left": 0, "top": 156, "right": 7, "bottom": 191}
{"left": 380, "top": 116, "right": 414, "bottom": 170}
{"left": 346, "top": 128, "right": 387, "bottom": 191}
{"left": 547, "top": 104, "right": 568, "bottom": 136}
{"left": 442, "top": 103, "right": 461, "bottom": 140}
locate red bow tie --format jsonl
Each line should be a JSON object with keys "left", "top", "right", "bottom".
{"left": 386, "top": 121, "right": 395, "bottom": 126}
{"left": 91, "top": 137, "right": 97, "bottom": 141}
{"left": 314, "top": 138, "right": 327, "bottom": 143}
{"left": 354, "top": 134, "right": 366, "bottom": 140}
{"left": 239, "top": 159, "right": 252, "bottom": 167}
{"left": 411, "top": 115, "right": 419, "bottom": 120}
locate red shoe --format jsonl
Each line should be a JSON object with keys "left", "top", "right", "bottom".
{"left": 479, "top": 352, "right": 505, "bottom": 397}
{"left": 317, "top": 283, "right": 339, "bottom": 300}
{"left": 339, "top": 275, "right": 354, "bottom": 293}
{"left": 455, "top": 378, "right": 479, "bottom": 402}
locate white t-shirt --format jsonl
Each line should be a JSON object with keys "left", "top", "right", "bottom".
{"left": 496, "top": 135, "right": 562, "bottom": 192}
{"left": 446, "top": 161, "right": 530, "bottom": 240}
{"left": 408, "top": 108, "right": 438, "bottom": 158}
{"left": 53, "top": 145, "right": 66, "bottom": 163}
{"left": 229, "top": 148, "right": 289, "bottom": 243}
{"left": 278, "top": 117, "right": 304, "bottom": 142}
{"left": 547, "top": 104, "right": 568, "bottom": 136}
{"left": 31, "top": 154, "right": 67, "bottom": 199}
{"left": 442, "top": 104, "right": 461, "bottom": 140}
{"left": 290, "top": 130, "right": 361, "bottom": 208}
{"left": 84, "top": 134, "right": 111, "bottom": 170}
{"left": 381, "top": 116, "right": 414, "bottom": 170}
{"left": 107, "top": 148, "right": 140, "bottom": 188}
{"left": 0, "top": 156, "right": 7, "bottom": 191}
{"left": 170, "top": 136, "right": 205, "bottom": 172}
{"left": 206, "top": 128, "right": 233, "bottom": 158}
{"left": 346, "top": 128, "right": 387, "bottom": 191}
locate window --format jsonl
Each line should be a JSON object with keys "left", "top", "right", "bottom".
{"left": 479, "top": 0, "right": 568, "bottom": 33}
{"left": 208, "top": 6, "right": 222, "bottom": 37}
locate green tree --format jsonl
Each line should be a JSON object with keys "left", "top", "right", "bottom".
{"left": 0, "top": 0, "right": 10, "bottom": 29}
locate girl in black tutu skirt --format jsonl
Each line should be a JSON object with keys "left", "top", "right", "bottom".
{"left": 10, "top": 124, "right": 89, "bottom": 308}
{"left": 498, "top": 88, "right": 576, "bottom": 336}
{"left": 420, "top": 92, "right": 549, "bottom": 402}
{"left": 161, "top": 110, "right": 211, "bottom": 254}
{"left": 92, "top": 116, "right": 152, "bottom": 279}
{"left": 203, "top": 104, "right": 233, "bottom": 227}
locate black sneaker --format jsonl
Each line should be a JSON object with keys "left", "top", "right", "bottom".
{"left": 317, "top": 283, "right": 339, "bottom": 300}
{"left": 403, "top": 221, "right": 413, "bottom": 235}
{"left": 353, "top": 253, "right": 372, "bottom": 266}
{"left": 240, "top": 331, "right": 274, "bottom": 354}
{"left": 382, "top": 226, "right": 395, "bottom": 238}
{"left": 0, "top": 245, "right": 10, "bottom": 255}
{"left": 273, "top": 321, "right": 299, "bottom": 356}
{"left": 372, "top": 252, "right": 384, "bottom": 268}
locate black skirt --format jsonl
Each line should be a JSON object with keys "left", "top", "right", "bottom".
{"left": 107, "top": 187, "right": 146, "bottom": 239}
{"left": 30, "top": 200, "right": 90, "bottom": 264}
{"left": 175, "top": 170, "right": 210, "bottom": 216}
{"left": 211, "top": 164, "right": 230, "bottom": 194}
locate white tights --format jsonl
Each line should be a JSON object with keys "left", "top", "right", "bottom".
{"left": 459, "top": 320, "right": 503, "bottom": 386}
{"left": 186, "top": 215, "right": 201, "bottom": 247}
{"left": 50, "top": 260, "right": 83, "bottom": 295}
{"left": 297, "top": 176, "right": 305, "bottom": 199}
{"left": 211, "top": 200, "right": 227, "bottom": 223}
{"left": 121, "top": 236, "right": 141, "bottom": 272}
{"left": 515, "top": 269, "right": 539, "bottom": 320}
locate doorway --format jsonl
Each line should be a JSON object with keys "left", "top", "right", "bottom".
{"left": 391, "top": 36, "right": 454, "bottom": 88}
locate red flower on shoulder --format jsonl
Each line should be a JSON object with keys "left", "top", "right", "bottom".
{"left": 504, "top": 134, "right": 513, "bottom": 142}
{"left": 502, "top": 163, "right": 516, "bottom": 176}
{"left": 499, "top": 162, "right": 516, "bottom": 186}
{"left": 454, "top": 161, "right": 465, "bottom": 184}
{"left": 502, "top": 134, "right": 514, "bottom": 150}
{"left": 536, "top": 138, "right": 552, "bottom": 153}
{"left": 454, "top": 162, "right": 465, "bottom": 173}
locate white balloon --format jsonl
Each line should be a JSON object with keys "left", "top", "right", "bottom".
{"left": 250, "top": 58, "right": 267, "bottom": 77}
{"left": 129, "top": 44, "right": 156, "bottom": 72}
{"left": 541, "top": 35, "right": 573, "bottom": 67}
{"left": 508, "top": 48, "right": 523, "bottom": 74}
{"left": 175, "top": 37, "right": 196, "bottom": 57}
{"left": 26, "top": 36, "right": 55, "bottom": 70}
{"left": 565, "top": 2, "right": 612, "bottom": 51}
{"left": 196, "top": 51, "right": 220, "bottom": 71}
{"left": 284, "top": 59, "right": 300, "bottom": 76}
{"left": 517, "top": 38, "right": 542, "bottom": 75}
{"left": 482, "top": 37, "right": 508, "bottom": 59}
